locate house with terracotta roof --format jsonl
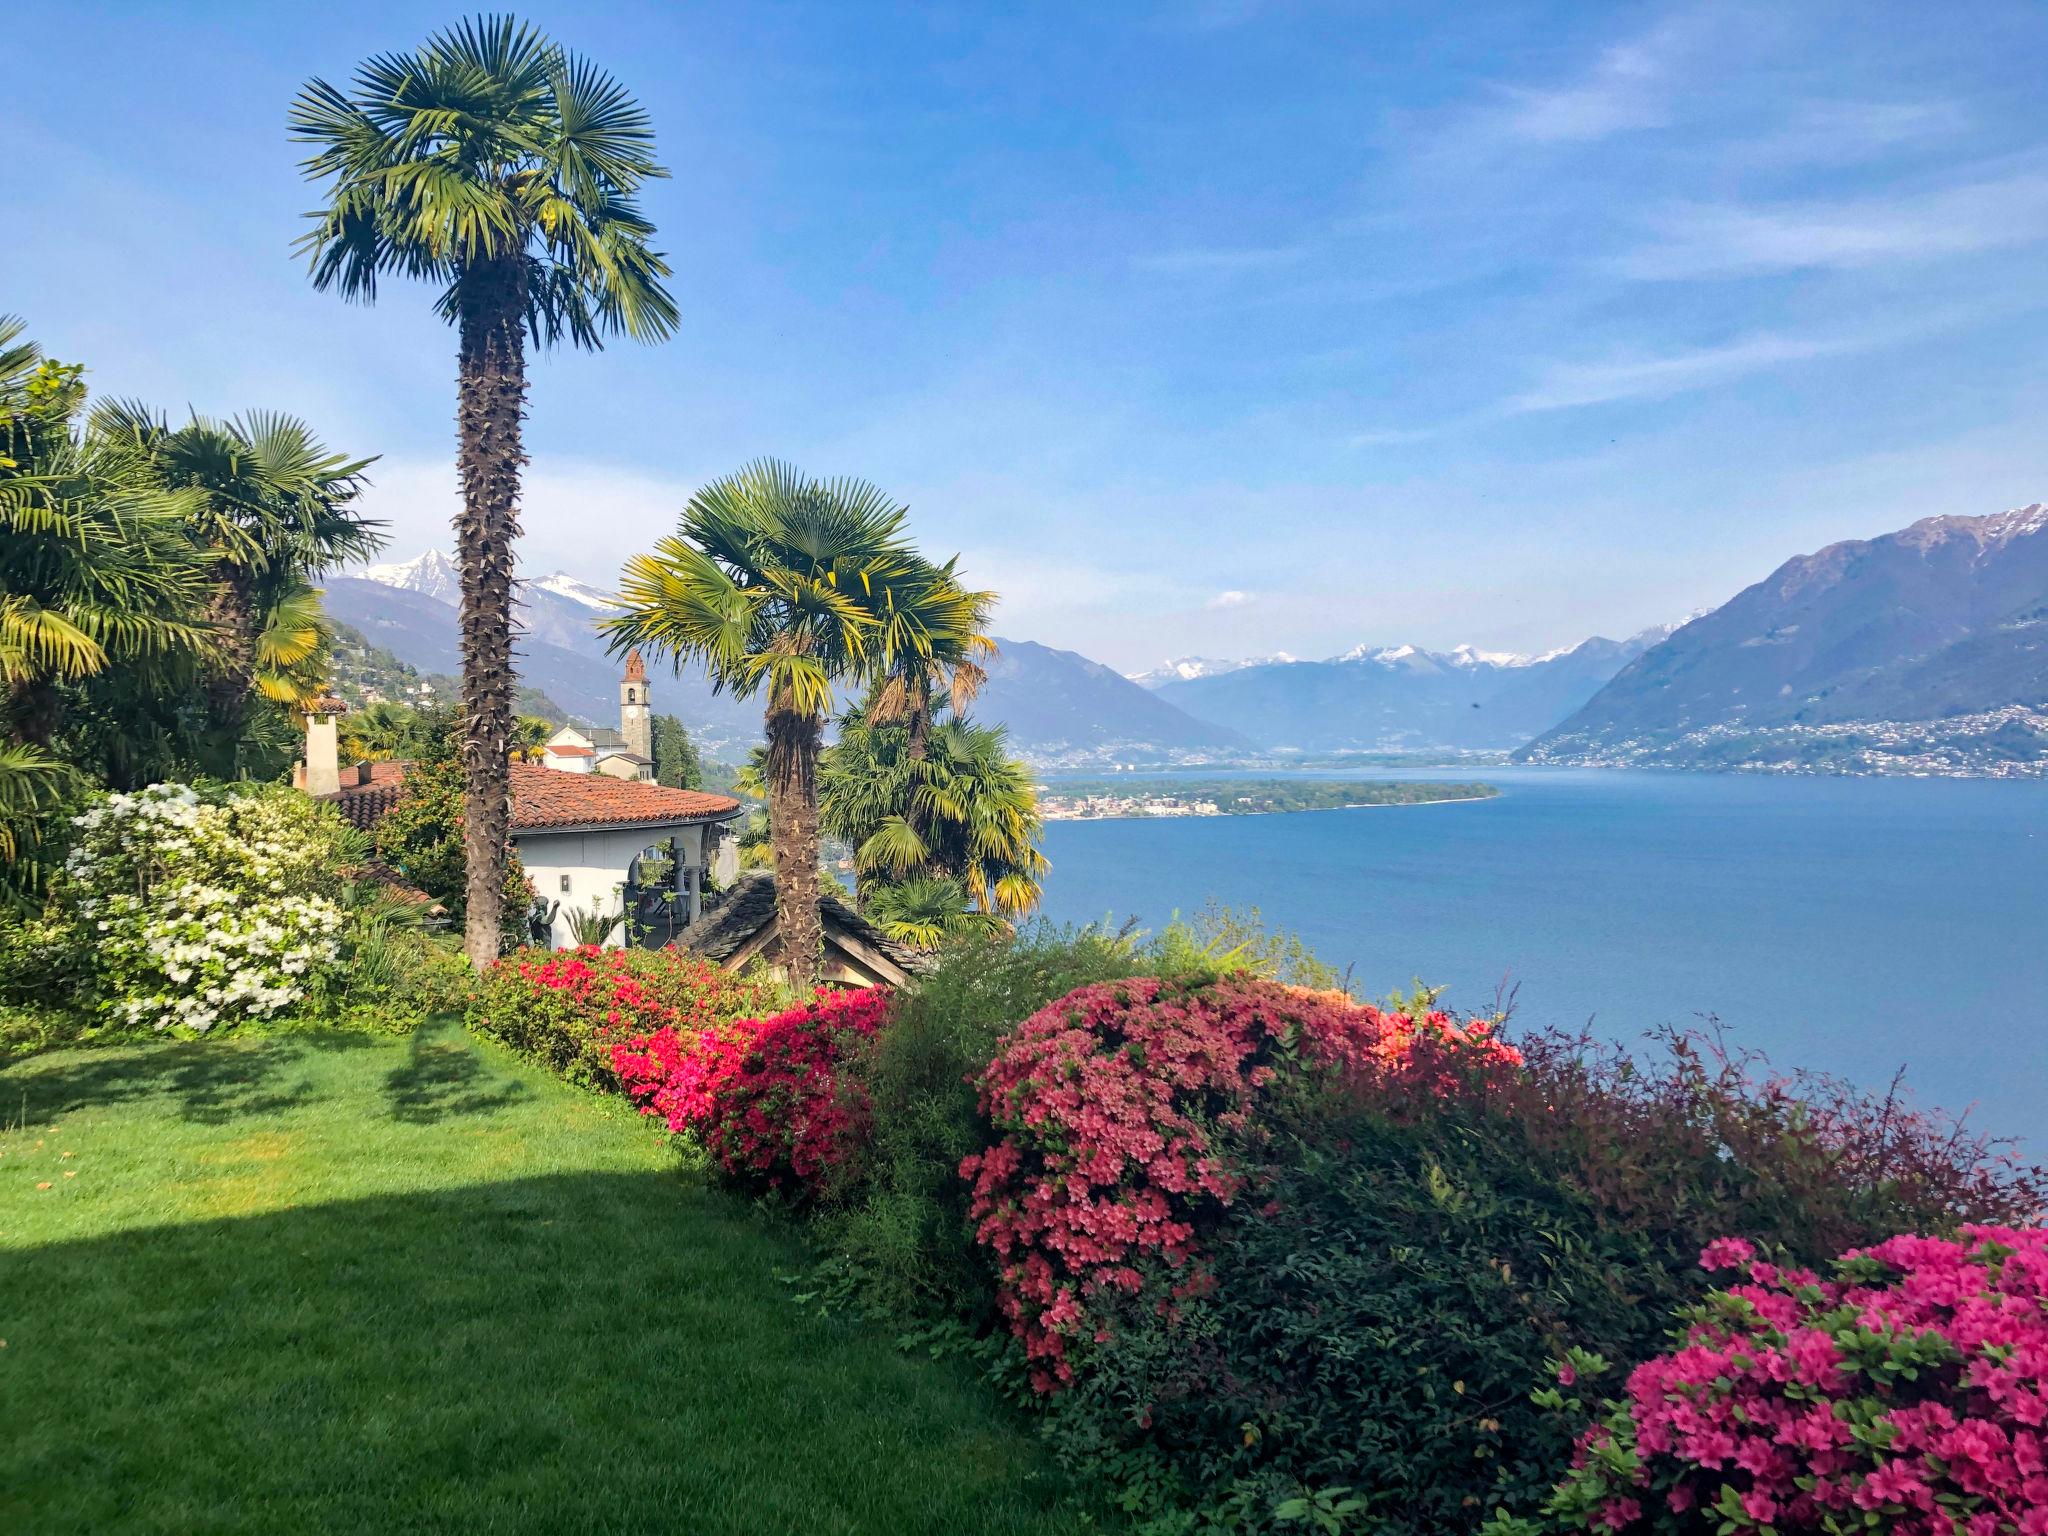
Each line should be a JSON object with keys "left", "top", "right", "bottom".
{"left": 300, "top": 699, "right": 743, "bottom": 950}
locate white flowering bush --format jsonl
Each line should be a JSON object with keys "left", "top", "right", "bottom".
{"left": 64, "top": 783, "right": 350, "bottom": 1034}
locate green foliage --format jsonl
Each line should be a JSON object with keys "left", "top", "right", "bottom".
{"left": 88, "top": 397, "right": 380, "bottom": 748}
{"left": 291, "top": 16, "right": 679, "bottom": 351}
{"left": 650, "top": 712, "right": 702, "bottom": 789}
{"left": 563, "top": 901, "right": 624, "bottom": 947}
{"left": 1144, "top": 901, "right": 1344, "bottom": 991}
{"left": 861, "top": 875, "right": 1006, "bottom": 950}
{"left": 370, "top": 734, "right": 530, "bottom": 950}
{"left": 822, "top": 702, "right": 1048, "bottom": 920}
{"left": 820, "top": 924, "right": 1152, "bottom": 1322}
{"left": 1041, "top": 1092, "right": 1630, "bottom": 1534}
{"left": 0, "top": 318, "right": 216, "bottom": 798}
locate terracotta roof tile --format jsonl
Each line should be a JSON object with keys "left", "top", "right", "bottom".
{"left": 318, "top": 760, "right": 740, "bottom": 834}
{"left": 507, "top": 763, "right": 741, "bottom": 831}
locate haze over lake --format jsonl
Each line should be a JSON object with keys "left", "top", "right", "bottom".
{"left": 1037, "top": 768, "right": 2048, "bottom": 1147}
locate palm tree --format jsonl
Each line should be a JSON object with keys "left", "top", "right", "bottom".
{"left": 821, "top": 705, "right": 1048, "bottom": 921}
{"left": 605, "top": 460, "right": 921, "bottom": 991}
{"left": 90, "top": 402, "right": 379, "bottom": 762}
{"left": 863, "top": 875, "right": 1005, "bottom": 951}
{"left": 870, "top": 558, "right": 997, "bottom": 762}
{"left": 0, "top": 319, "right": 212, "bottom": 756}
{"left": 292, "top": 15, "right": 678, "bottom": 967}
{"left": 512, "top": 713, "right": 554, "bottom": 762}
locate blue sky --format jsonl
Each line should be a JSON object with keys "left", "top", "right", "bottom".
{"left": 10, "top": 1, "right": 2048, "bottom": 670}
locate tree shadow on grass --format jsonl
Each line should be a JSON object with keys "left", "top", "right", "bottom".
{"left": 383, "top": 1026, "right": 530, "bottom": 1125}
{"left": 1, "top": 1032, "right": 381, "bottom": 1132}
{"left": 0, "top": 1174, "right": 1078, "bottom": 1536}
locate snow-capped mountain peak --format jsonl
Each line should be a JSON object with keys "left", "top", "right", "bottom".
{"left": 1129, "top": 653, "right": 1296, "bottom": 688}
{"left": 1445, "top": 642, "right": 1534, "bottom": 669}
{"left": 355, "top": 552, "right": 621, "bottom": 614}
{"left": 359, "top": 549, "right": 461, "bottom": 606}
{"left": 532, "top": 571, "right": 619, "bottom": 612}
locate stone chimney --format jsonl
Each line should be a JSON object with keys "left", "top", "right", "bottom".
{"left": 301, "top": 695, "right": 348, "bottom": 797}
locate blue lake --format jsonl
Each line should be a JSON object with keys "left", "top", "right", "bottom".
{"left": 1036, "top": 768, "right": 2048, "bottom": 1148}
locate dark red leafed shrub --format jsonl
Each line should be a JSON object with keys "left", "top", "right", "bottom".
{"left": 612, "top": 987, "right": 894, "bottom": 1196}
{"left": 1501, "top": 1227, "right": 2048, "bottom": 1536}
{"left": 464, "top": 945, "right": 781, "bottom": 1090}
{"left": 958, "top": 975, "right": 1518, "bottom": 1389}
{"left": 1502, "top": 1025, "right": 2047, "bottom": 1263}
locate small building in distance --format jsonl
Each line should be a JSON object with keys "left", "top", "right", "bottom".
{"left": 542, "top": 649, "right": 657, "bottom": 781}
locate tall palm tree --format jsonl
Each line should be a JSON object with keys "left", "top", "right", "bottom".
{"left": 90, "top": 402, "right": 379, "bottom": 761}
{"left": 292, "top": 15, "right": 678, "bottom": 966}
{"left": 604, "top": 460, "right": 921, "bottom": 991}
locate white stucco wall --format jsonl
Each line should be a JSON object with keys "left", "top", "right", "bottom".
{"left": 513, "top": 821, "right": 728, "bottom": 948}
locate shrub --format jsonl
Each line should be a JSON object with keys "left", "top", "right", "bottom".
{"left": 822, "top": 924, "right": 1152, "bottom": 1320}
{"left": 818, "top": 912, "right": 1344, "bottom": 1328}
{"left": 1496, "top": 1228, "right": 2048, "bottom": 1535}
{"left": 1025, "top": 1015, "right": 2044, "bottom": 1534}
{"left": 612, "top": 987, "right": 893, "bottom": 1197}
{"left": 372, "top": 746, "right": 531, "bottom": 951}
{"left": 61, "top": 782, "right": 350, "bottom": 1033}
{"left": 959, "top": 974, "right": 1517, "bottom": 1391}
{"left": 466, "top": 945, "right": 781, "bottom": 1090}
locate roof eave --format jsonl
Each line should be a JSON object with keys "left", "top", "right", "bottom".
{"left": 511, "top": 807, "right": 745, "bottom": 837}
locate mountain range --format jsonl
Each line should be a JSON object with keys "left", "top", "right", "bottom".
{"left": 1140, "top": 629, "right": 1680, "bottom": 753}
{"left": 1519, "top": 504, "right": 2048, "bottom": 774}
{"left": 328, "top": 501, "right": 2048, "bottom": 774}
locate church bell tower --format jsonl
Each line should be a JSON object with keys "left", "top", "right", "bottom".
{"left": 621, "top": 649, "right": 652, "bottom": 764}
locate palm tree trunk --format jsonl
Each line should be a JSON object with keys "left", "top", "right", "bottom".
{"left": 454, "top": 255, "right": 528, "bottom": 969}
{"left": 764, "top": 702, "right": 825, "bottom": 993}
{"left": 200, "top": 574, "right": 256, "bottom": 770}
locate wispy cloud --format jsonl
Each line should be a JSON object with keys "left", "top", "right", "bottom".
{"left": 1619, "top": 168, "right": 2048, "bottom": 279}
{"left": 1492, "top": 32, "right": 1675, "bottom": 145}
{"left": 1749, "top": 99, "right": 1969, "bottom": 164}
{"left": 1207, "top": 589, "right": 1252, "bottom": 609}
{"left": 1506, "top": 331, "right": 1856, "bottom": 413}
{"left": 1131, "top": 245, "right": 1308, "bottom": 274}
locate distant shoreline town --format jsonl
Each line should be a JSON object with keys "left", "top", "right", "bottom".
{"left": 1037, "top": 778, "right": 1499, "bottom": 821}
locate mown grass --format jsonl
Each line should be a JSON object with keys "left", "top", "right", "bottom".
{"left": 0, "top": 1022, "right": 1077, "bottom": 1535}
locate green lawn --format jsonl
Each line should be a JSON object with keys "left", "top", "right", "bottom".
{"left": 0, "top": 1023, "right": 1079, "bottom": 1534}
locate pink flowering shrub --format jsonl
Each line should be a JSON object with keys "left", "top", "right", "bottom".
{"left": 613, "top": 987, "right": 893, "bottom": 1197}
{"left": 1503, "top": 1227, "right": 2048, "bottom": 1535}
{"left": 958, "top": 975, "right": 1519, "bottom": 1390}
{"left": 465, "top": 946, "right": 780, "bottom": 1090}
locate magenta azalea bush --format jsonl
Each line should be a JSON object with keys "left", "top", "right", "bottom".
{"left": 1495, "top": 1227, "right": 2048, "bottom": 1536}
{"left": 613, "top": 987, "right": 893, "bottom": 1197}
{"left": 959, "top": 975, "right": 1520, "bottom": 1390}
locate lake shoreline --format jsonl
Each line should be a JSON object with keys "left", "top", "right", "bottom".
{"left": 1046, "top": 790, "right": 1501, "bottom": 824}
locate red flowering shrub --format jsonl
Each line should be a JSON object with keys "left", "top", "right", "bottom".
{"left": 613, "top": 987, "right": 893, "bottom": 1197}
{"left": 1505, "top": 1228, "right": 2048, "bottom": 1536}
{"left": 465, "top": 945, "right": 781, "bottom": 1090}
{"left": 958, "top": 975, "right": 1518, "bottom": 1389}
